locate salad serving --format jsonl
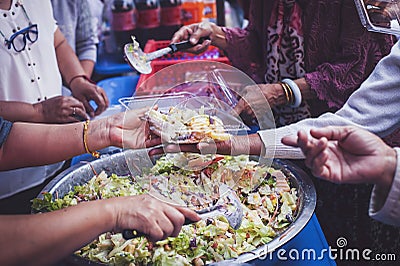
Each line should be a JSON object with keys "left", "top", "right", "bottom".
{"left": 147, "top": 106, "right": 232, "bottom": 143}
{"left": 33, "top": 154, "right": 300, "bottom": 266}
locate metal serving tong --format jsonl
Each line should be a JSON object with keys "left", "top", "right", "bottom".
{"left": 124, "top": 37, "right": 209, "bottom": 74}
{"left": 122, "top": 184, "right": 243, "bottom": 239}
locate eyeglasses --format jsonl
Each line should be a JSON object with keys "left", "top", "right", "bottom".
{"left": 0, "top": 3, "right": 39, "bottom": 52}
{"left": 3, "top": 24, "right": 38, "bottom": 52}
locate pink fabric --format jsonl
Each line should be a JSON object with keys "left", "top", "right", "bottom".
{"left": 223, "top": 0, "right": 394, "bottom": 117}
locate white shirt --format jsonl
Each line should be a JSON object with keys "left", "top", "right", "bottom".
{"left": 0, "top": 0, "right": 64, "bottom": 199}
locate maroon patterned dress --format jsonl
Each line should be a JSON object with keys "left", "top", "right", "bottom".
{"left": 223, "top": 0, "right": 398, "bottom": 261}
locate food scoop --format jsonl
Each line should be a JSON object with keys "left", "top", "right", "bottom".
{"left": 124, "top": 37, "right": 209, "bottom": 74}
{"left": 122, "top": 184, "right": 243, "bottom": 239}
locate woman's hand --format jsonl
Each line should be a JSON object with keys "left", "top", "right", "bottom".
{"left": 106, "top": 108, "right": 161, "bottom": 149}
{"left": 109, "top": 194, "right": 200, "bottom": 243}
{"left": 281, "top": 126, "right": 397, "bottom": 189}
{"left": 33, "top": 95, "right": 88, "bottom": 123}
{"left": 69, "top": 77, "right": 109, "bottom": 118}
{"left": 171, "top": 21, "right": 225, "bottom": 53}
{"left": 234, "top": 83, "right": 286, "bottom": 119}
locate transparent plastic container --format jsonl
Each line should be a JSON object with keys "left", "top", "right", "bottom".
{"left": 354, "top": 0, "right": 400, "bottom": 35}
{"left": 118, "top": 92, "right": 250, "bottom": 138}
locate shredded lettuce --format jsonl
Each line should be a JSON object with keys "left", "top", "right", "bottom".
{"left": 33, "top": 154, "right": 299, "bottom": 265}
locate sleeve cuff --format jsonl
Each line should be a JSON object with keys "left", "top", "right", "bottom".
{"left": 77, "top": 47, "right": 97, "bottom": 63}
{"left": 369, "top": 147, "right": 400, "bottom": 226}
{"left": 257, "top": 127, "right": 305, "bottom": 159}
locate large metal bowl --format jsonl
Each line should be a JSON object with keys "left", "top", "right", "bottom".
{"left": 35, "top": 149, "right": 316, "bottom": 265}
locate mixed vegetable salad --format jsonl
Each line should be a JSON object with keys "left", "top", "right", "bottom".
{"left": 33, "top": 154, "right": 299, "bottom": 266}
{"left": 147, "top": 106, "right": 232, "bottom": 143}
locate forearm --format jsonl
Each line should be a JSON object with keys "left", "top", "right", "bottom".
{"left": 0, "top": 200, "right": 114, "bottom": 266}
{"left": 231, "top": 133, "right": 264, "bottom": 156}
{"left": 0, "top": 119, "right": 111, "bottom": 170}
{"left": 293, "top": 78, "right": 316, "bottom": 101}
{"left": 0, "top": 101, "right": 43, "bottom": 123}
{"left": 80, "top": 59, "right": 95, "bottom": 78}
{"left": 54, "top": 29, "right": 87, "bottom": 86}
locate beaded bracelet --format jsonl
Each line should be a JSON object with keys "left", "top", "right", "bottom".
{"left": 83, "top": 120, "right": 100, "bottom": 158}
{"left": 282, "top": 78, "right": 302, "bottom": 108}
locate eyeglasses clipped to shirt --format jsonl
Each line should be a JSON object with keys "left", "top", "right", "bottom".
{"left": 0, "top": 3, "right": 39, "bottom": 53}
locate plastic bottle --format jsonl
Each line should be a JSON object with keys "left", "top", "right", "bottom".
{"left": 111, "top": 0, "right": 136, "bottom": 31}
{"left": 160, "top": 0, "right": 182, "bottom": 27}
{"left": 203, "top": 0, "right": 216, "bottom": 23}
{"left": 181, "top": 0, "right": 204, "bottom": 25}
{"left": 111, "top": 0, "right": 137, "bottom": 57}
{"left": 134, "top": 0, "right": 161, "bottom": 48}
{"left": 135, "top": 0, "right": 161, "bottom": 29}
{"left": 159, "top": 0, "right": 182, "bottom": 39}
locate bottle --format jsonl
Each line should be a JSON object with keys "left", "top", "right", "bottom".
{"left": 111, "top": 0, "right": 137, "bottom": 57}
{"left": 134, "top": 0, "right": 161, "bottom": 47}
{"left": 135, "top": 0, "right": 161, "bottom": 29}
{"left": 160, "top": 0, "right": 182, "bottom": 27}
{"left": 111, "top": 0, "right": 136, "bottom": 31}
{"left": 203, "top": 0, "right": 216, "bottom": 23}
{"left": 159, "top": 0, "right": 182, "bottom": 39}
{"left": 181, "top": 0, "right": 204, "bottom": 25}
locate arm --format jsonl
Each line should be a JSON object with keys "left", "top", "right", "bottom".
{"left": 54, "top": 28, "right": 109, "bottom": 117}
{"left": 0, "top": 194, "right": 200, "bottom": 266}
{"left": 0, "top": 101, "right": 44, "bottom": 123}
{"left": 0, "top": 96, "right": 88, "bottom": 123}
{"left": 257, "top": 39, "right": 400, "bottom": 158}
{"left": 0, "top": 109, "right": 160, "bottom": 170}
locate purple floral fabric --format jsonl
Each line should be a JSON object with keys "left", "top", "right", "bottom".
{"left": 223, "top": 0, "right": 394, "bottom": 116}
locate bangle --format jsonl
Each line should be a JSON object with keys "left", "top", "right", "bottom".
{"left": 68, "top": 74, "right": 95, "bottom": 88}
{"left": 83, "top": 120, "right": 100, "bottom": 158}
{"left": 282, "top": 78, "right": 302, "bottom": 108}
{"left": 279, "top": 81, "right": 293, "bottom": 105}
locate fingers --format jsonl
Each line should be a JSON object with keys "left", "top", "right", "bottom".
{"left": 176, "top": 206, "right": 201, "bottom": 224}
{"left": 145, "top": 136, "right": 162, "bottom": 148}
{"left": 148, "top": 144, "right": 199, "bottom": 157}
{"left": 303, "top": 137, "right": 328, "bottom": 170}
{"left": 281, "top": 134, "right": 299, "bottom": 147}
{"left": 309, "top": 149, "right": 330, "bottom": 179}
{"left": 80, "top": 98, "right": 95, "bottom": 118}
{"left": 72, "top": 83, "right": 110, "bottom": 118}
{"left": 309, "top": 126, "right": 351, "bottom": 142}
{"left": 171, "top": 25, "right": 194, "bottom": 43}
{"left": 233, "top": 99, "right": 246, "bottom": 116}
{"left": 90, "top": 86, "right": 109, "bottom": 117}
{"left": 190, "top": 39, "right": 211, "bottom": 54}
{"left": 163, "top": 207, "right": 187, "bottom": 237}
{"left": 44, "top": 96, "right": 88, "bottom": 123}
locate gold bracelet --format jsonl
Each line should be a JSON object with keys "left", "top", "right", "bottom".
{"left": 281, "top": 81, "right": 294, "bottom": 105}
{"left": 279, "top": 82, "right": 291, "bottom": 105}
{"left": 83, "top": 120, "right": 100, "bottom": 158}
{"left": 284, "top": 82, "right": 294, "bottom": 105}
